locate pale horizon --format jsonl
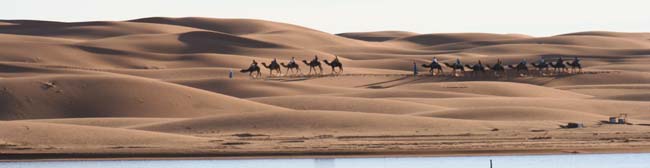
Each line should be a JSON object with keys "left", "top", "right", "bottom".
{"left": 4, "top": 0, "right": 650, "bottom": 36}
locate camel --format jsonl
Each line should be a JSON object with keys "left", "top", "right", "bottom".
{"left": 323, "top": 59, "right": 343, "bottom": 74}
{"left": 422, "top": 62, "right": 443, "bottom": 76}
{"left": 464, "top": 60, "right": 486, "bottom": 77}
{"left": 485, "top": 60, "right": 506, "bottom": 77}
{"left": 566, "top": 58, "right": 582, "bottom": 73}
{"left": 280, "top": 62, "right": 301, "bottom": 75}
{"left": 302, "top": 59, "right": 323, "bottom": 75}
{"left": 261, "top": 61, "right": 282, "bottom": 76}
{"left": 549, "top": 58, "right": 569, "bottom": 74}
{"left": 443, "top": 62, "right": 465, "bottom": 76}
{"left": 508, "top": 62, "right": 529, "bottom": 76}
{"left": 531, "top": 61, "right": 551, "bottom": 76}
{"left": 240, "top": 65, "right": 261, "bottom": 78}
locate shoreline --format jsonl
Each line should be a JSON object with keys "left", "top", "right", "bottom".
{"left": 3, "top": 147, "right": 650, "bottom": 162}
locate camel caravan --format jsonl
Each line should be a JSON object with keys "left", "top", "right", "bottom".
{"left": 241, "top": 55, "right": 343, "bottom": 78}
{"left": 241, "top": 54, "right": 582, "bottom": 79}
{"left": 421, "top": 56, "right": 582, "bottom": 78}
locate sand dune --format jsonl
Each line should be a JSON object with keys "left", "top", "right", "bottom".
{"left": 412, "top": 106, "right": 607, "bottom": 121}
{"left": 601, "top": 93, "right": 650, "bottom": 101}
{"left": 541, "top": 71, "right": 650, "bottom": 86}
{"left": 171, "top": 78, "right": 361, "bottom": 98}
{"left": 393, "top": 33, "right": 530, "bottom": 46}
{"left": 395, "top": 81, "right": 592, "bottom": 98}
{"left": 0, "top": 62, "right": 99, "bottom": 78}
{"left": 329, "top": 89, "right": 486, "bottom": 98}
{"left": 249, "top": 96, "right": 446, "bottom": 114}
{"left": 1, "top": 17, "right": 650, "bottom": 159}
{"left": 0, "top": 121, "right": 203, "bottom": 146}
{"left": 558, "top": 31, "right": 650, "bottom": 39}
{"left": 428, "top": 34, "right": 650, "bottom": 51}
{"left": 337, "top": 31, "right": 418, "bottom": 42}
{"left": 133, "top": 110, "right": 511, "bottom": 135}
{"left": 80, "top": 31, "right": 290, "bottom": 55}
{"left": 556, "top": 84, "right": 650, "bottom": 99}
{"left": 0, "top": 20, "right": 201, "bottom": 40}
{"left": 130, "top": 17, "right": 367, "bottom": 49}
{"left": 393, "top": 97, "right": 650, "bottom": 119}
{"left": 589, "top": 64, "right": 650, "bottom": 72}
{"left": 23, "top": 118, "right": 184, "bottom": 128}
{"left": 0, "top": 75, "right": 284, "bottom": 120}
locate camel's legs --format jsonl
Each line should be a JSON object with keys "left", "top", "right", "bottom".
{"left": 318, "top": 65, "right": 323, "bottom": 75}
{"left": 295, "top": 68, "right": 302, "bottom": 76}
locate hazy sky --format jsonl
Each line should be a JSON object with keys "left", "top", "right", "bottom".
{"left": 4, "top": 0, "right": 649, "bottom": 36}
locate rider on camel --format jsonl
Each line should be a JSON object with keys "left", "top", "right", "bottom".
{"left": 312, "top": 55, "right": 319, "bottom": 63}
{"left": 289, "top": 57, "right": 296, "bottom": 65}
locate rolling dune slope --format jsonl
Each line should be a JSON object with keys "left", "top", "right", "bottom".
{"left": 0, "top": 75, "right": 285, "bottom": 120}
{"left": 1, "top": 17, "right": 650, "bottom": 158}
{"left": 249, "top": 96, "right": 447, "bottom": 114}
{"left": 132, "top": 110, "right": 513, "bottom": 135}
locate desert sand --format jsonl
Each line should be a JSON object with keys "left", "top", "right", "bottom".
{"left": 1, "top": 17, "right": 650, "bottom": 160}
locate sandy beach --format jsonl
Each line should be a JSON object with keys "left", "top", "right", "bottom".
{"left": 1, "top": 17, "right": 650, "bottom": 160}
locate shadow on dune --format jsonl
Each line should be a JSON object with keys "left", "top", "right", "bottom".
{"left": 77, "top": 46, "right": 129, "bottom": 55}
{"left": 131, "top": 17, "right": 268, "bottom": 35}
{"left": 396, "top": 33, "right": 527, "bottom": 46}
{"left": 176, "top": 31, "right": 285, "bottom": 54}
{"left": 0, "top": 20, "right": 126, "bottom": 38}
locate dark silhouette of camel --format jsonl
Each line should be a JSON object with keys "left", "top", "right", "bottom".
{"left": 280, "top": 62, "right": 301, "bottom": 75}
{"left": 508, "top": 61, "right": 529, "bottom": 75}
{"left": 531, "top": 61, "right": 551, "bottom": 75}
{"left": 567, "top": 58, "right": 582, "bottom": 73}
{"left": 323, "top": 59, "right": 343, "bottom": 74}
{"left": 240, "top": 65, "right": 261, "bottom": 78}
{"left": 422, "top": 62, "right": 443, "bottom": 75}
{"left": 486, "top": 60, "right": 506, "bottom": 77}
{"left": 302, "top": 59, "right": 323, "bottom": 75}
{"left": 465, "top": 60, "right": 486, "bottom": 77}
{"left": 549, "top": 58, "right": 568, "bottom": 73}
{"left": 261, "top": 61, "right": 282, "bottom": 76}
{"left": 443, "top": 62, "right": 465, "bottom": 76}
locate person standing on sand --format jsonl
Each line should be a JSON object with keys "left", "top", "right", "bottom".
{"left": 413, "top": 61, "right": 418, "bottom": 76}
{"left": 229, "top": 68, "right": 233, "bottom": 79}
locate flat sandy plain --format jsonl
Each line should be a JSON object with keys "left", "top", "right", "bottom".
{"left": 1, "top": 17, "right": 649, "bottom": 160}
